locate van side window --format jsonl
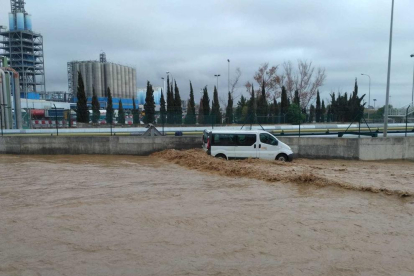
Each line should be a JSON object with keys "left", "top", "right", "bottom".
{"left": 237, "top": 134, "right": 256, "bottom": 146}
{"left": 260, "top": 133, "right": 278, "bottom": 145}
{"left": 212, "top": 134, "right": 237, "bottom": 146}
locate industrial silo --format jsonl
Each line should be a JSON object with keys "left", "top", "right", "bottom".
{"left": 80, "top": 62, "right": 87, "bottom": 94}
{"left": 93, "top": 62, "right": 101, "bottom": 97}
{"left": 25, "top": 14, "right": 32, "bottom": 31}
{"left": 125, "top": 67, "right": 130, "bottom": 99}
{"left": 16, "top": 12, "right": 24, "bottom": 30}
{"left": 8, "top": 13, "right": 15, "bottom": 31}
{"left": 119, "top": 65, "right": 125, "bottom": 98}
{"left": 117, "top": 64, "right": 122, "bottom": 98}
{"left": 111, "top": 63, "right": 116, "bottom": 97}
{"left": 100, "top": 62, "right": 105, "bottom": 97}
{"left": 128, "top": 67, "right": 133, "bottom": 99}
{"left": 86, "top": 62, "right": 93, "bottom": 97}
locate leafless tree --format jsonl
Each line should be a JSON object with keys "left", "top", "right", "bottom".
{"left": 245, "top": 63, "right": 281, "bottom": 99}
{"left": 249, "top": 60, "right": 326, "bottom": 108}
{"left": 230, "top": 67, "right": 242, "bottom": 95}
{"left": 280, "top": 60, "right": 326, "bottom": 108}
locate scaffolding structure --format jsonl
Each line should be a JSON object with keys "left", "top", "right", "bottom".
{"left": 0, "top": 0, "right": 46, "bottom": 95}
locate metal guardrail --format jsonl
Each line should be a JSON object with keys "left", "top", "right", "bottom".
{"left": 388, "top": 102, "right": 414, "bottom": 117}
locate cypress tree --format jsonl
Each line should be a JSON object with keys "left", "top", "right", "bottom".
{"left": 118, "top": 100, "right": 125, "bottom": 124}
{"left": 91, "top": 86, "right": 100, "bottom": 124}
{"left": 202, "top": 86, "right": 210, "bottom": 124}
{"left": 315, "top": 90, "right": 321, "bottom": 122}
{"left": 174, "top": 81, "right": 183, "bottom": 124}
{"left": 273, "top": 97, "right": 279, "bottom": 123}
{"left": 247, "top": 84, "right": 256, "bottom": 124}
{"left": 198, "top": 99, "right": 204, "bottom": 125}
{"left": 166, "top": 76, "right": 174, "bottom": 124}
{"left": 257, "top": 80, "right": 268, "bottom": 124}
{"left": 225, "top": 92, "right": 234, "bottom": 124}
{"left": 106, "top": 87, "right": 114, "bottom": 124}
{"left": 235, "top": 95, "right": 247, "bottom": 123}
{"left": 309, "top": 104, "right": 315, "bottom": 123}
{"left": 144, "top": 81, "right": 155, "bottom": 124}
{"left": 321, "top": 100, "right": 326, "bottom": 123}
{"left": 293, "top": 90, "right": 300, "bottom": 106}
{"left": 211, "top": 85, "right": 222, "bottom": 124}
{"left": 185, "top": 82, "right": 196, "bottom": 124}
{"left": 281, "top": 86, "right": 289, "bottom": 117}
{"left": 160, "top": 89, "right": 166, "bottom": 125}
{"left": 76, "top": 71, "right": 89, "bottom": 123}
{"left": 132, "top": 96, "right": 139, "bottom": 124}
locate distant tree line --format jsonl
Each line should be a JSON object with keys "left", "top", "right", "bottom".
{"left": 76, "top": 69, "right": 365, "bottom": 125}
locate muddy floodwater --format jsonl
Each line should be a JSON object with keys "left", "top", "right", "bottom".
{"left": 1, "top": 154, "right": 414, "bottom": 276}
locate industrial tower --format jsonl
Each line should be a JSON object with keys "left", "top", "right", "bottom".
{"left": 0, "top": 0, "right": 46, "bottom": 95}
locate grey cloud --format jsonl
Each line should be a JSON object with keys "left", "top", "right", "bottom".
{"left": 0, "top": 0, "right": 413, "bottom": 107}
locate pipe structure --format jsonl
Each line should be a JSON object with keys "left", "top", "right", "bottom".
{"left": 0, "top": 68, "right": 22, "bottom": 129}
{"left": 0, "top": 70, "right": 4, "bottom": 130}
{"left": 11, "top": 68, "right": 22, "bottom": 129}
{"left": 0, "top": 69, "right": 10, "bottom": 129}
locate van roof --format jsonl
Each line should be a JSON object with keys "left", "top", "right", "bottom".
{"left": 205, "top": 129, "right": 270, "bottom": 134}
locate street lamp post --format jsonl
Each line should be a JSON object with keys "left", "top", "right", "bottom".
{"left": 361, "top": 73, "right": 371, "bottom": 121}
{"left": 384, "top": 0, "right": 395, "bottom": 138}
{"left": 214, "top": 74, "right": 221, "bottom": 92}
{"left": 410, "top": 54, "right": 414, "bottom": 103}
{"left": 227, "top": 59, "right": 230, "bottom": 94}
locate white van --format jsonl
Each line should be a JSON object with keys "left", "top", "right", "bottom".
{"left": 202, "top": 130, "right": 293, "bottom": 162}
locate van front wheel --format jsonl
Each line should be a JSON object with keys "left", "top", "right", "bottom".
{"left": 215, "top": 154, "right": 227, "bottom": 160}
{"left": 276, "top": 154, "right": 288, "bottom": 162}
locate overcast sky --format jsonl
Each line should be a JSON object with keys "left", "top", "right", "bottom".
{"left": 1, "top": 0, "right": 413, "bottom": 107}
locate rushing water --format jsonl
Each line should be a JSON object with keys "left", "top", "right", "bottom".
{"left": 1, "top": 154, "right": 413, "bottom": 276}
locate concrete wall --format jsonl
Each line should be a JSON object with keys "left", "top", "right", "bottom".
{"left": 358, "top": 137, "right": 414, "bottom": 160}
{"left": 0, "top": 136, "right": 201, "bottom": 155}
{"left": 1, "top": 136, "right": 413, "bottom": 160}
{"left": 279, "top": 137, "right": 360, "bottom": 159}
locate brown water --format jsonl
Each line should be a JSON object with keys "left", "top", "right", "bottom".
{"left": 1, "top": 154, "right": 414, "bottom": 276}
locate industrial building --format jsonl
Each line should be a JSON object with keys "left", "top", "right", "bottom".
{"left": 0, "top": 0, "right": 46, "bottom": 96}
{"left": 68, "top": 53, "right": 137, "bottom": 100}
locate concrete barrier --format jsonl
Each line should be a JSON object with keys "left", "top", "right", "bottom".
{"left": 1, "top": 136, "right": 413, "bottom": 160}
{"left": 0, "top": 136, "right": 201, "bottom": 155}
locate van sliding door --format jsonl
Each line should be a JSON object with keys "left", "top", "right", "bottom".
{"left": 235, "top": 134, "right": 257, "bottom": 159}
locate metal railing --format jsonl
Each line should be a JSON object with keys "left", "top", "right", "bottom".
{"left": 388, "top": 102, "right": 414, "bottom": 117}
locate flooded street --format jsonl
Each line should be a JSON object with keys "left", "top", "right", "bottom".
{"left": 1, "top": 154, "right": 414, "bottom": 276}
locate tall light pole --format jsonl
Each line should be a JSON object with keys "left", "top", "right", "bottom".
{"left": 214, "top": 74, "right": 220, "bottom": 92}
{"left": 383, "top": 0, "right": 395, "bottom": 138}
{"left": 410, "top": 54, "right": 414, "bottom": 103}
{"left": 227, "top": 59, "right": 230, "bottom": 94}
{"left": 361, "top": 73, "right": 371, "bottom": 120}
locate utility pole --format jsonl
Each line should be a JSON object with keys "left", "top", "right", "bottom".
{"left": 227, "top": 59, "right": 230, "bottom": 94}
{"left": 383, "top": 0, "right": 395, "bottom": 138}
{"left": 214, "top": 74, "right": 220, "bottom": 92}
